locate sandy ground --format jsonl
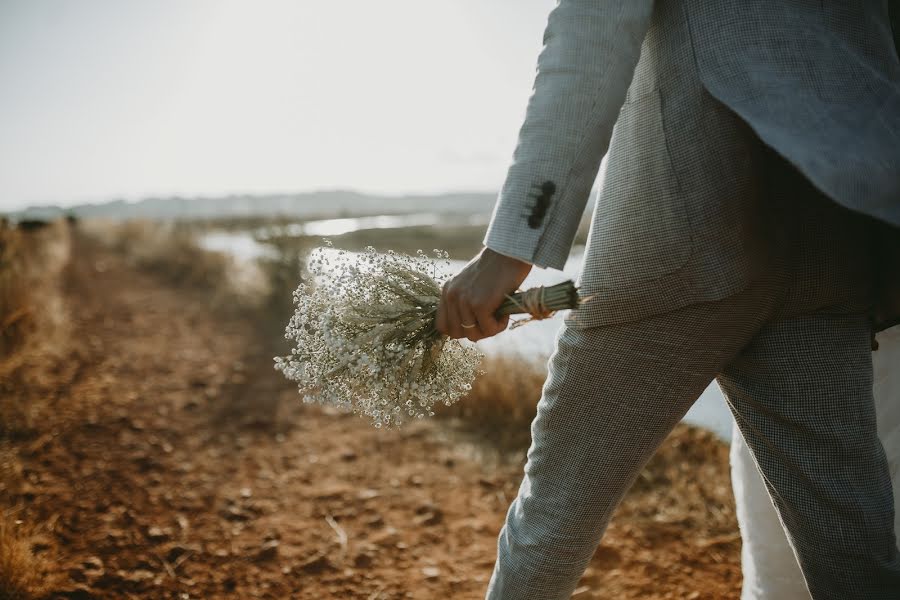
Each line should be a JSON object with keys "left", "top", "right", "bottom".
{"left": 1, "top": 231, "right": 743, "bottom": 599}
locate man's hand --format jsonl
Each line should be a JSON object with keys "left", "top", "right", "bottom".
{"left": 435, "top": 247, "right": 533, "bottom": 342}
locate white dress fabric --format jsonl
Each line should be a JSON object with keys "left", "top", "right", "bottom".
{"left": 732, "top": 325, "right": 900, "bottom": 600}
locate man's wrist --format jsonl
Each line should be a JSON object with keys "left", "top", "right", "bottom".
{"left": 482, "top": 245, "right": 535, "bottom": 269}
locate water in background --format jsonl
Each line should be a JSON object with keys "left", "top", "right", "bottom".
{"left": 199, "top": 220, "right": 735, "bottom": 440}
{"left": 254, "top": 213, "right": 487, "bottom": 239}
{"left": 200, "top": 231, "right": 280, "bottom": 261}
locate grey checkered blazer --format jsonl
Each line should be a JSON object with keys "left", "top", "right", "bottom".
{"left": 483, "top": 0, "right": 900, "bottom": 330}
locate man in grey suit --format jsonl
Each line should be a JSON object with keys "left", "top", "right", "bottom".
{"left": 435, "top": 1, "right": 900, "bottom": 598}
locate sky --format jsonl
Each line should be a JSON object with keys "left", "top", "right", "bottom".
{"left": 0, "top": 0, "right": 558, "bottom": 211}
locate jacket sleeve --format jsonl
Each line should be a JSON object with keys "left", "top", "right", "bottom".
{"left": 483, "top": 0, "right": 654, "bottom": 269}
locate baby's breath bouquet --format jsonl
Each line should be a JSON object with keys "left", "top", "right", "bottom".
{"left": 274, "top": 244, "right": 580, "bottom": 428}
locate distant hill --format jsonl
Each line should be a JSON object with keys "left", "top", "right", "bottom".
{"left": 3, "top": 189, "right": 502, "bottom": 221}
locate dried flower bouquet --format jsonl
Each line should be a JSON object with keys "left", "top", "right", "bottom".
{"left": 274, "top": 245, "right": 581, "bottom": 428}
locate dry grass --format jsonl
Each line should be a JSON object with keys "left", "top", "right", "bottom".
{"left": 0, "top": 220, "right": 70, "bottom": 357}
{"left": 81, "top": 219, "right": 271, "bottom": 311}
{"left": 0, "top": 223, "right": 64, "bottom": 599}
{"left": 0, "top": 220, "right": 72, "bottom": 441}
{"left": 85, "top": 219, "right": 231, "bottom": 285}
{"left": 0, "top": 512, "right": 47, "bottom": 600}
{"left": 436, "top": 354, "right": 548, "bottom": 449}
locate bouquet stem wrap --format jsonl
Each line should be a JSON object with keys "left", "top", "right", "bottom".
{"left": 498, "top": 280, "right": 581, "bottom": 325}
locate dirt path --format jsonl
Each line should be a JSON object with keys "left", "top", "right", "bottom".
{"left": 4, "top": 233, "right": 743, "bottom": 599}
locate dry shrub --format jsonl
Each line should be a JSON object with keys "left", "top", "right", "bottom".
{"left": 85, "top": 219, "right": 230, "bottom": 287}
{"left": 0, "top": 220, "right": 70, "bottom": 357}
{"left": 0, "top": 220, "right": 73, "bottom": 441}
{"left": 436, "top": 354, "right": 548, "bottom": 449}
{"left": 82, "top": 219, "right": 270, "bottom": 309}
{"left": 83, "top": 218, "right": 304, "bottom": 347}
{"left": 0, "top": 511, "right": 47, "bottom": 600}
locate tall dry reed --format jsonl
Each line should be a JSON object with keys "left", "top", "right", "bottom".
{"left": 0, "top": 511, "right": 48, "bottom": 600}
{"left": 435, "top": 354, "right": 548, "bottom": 450}
{"left": 0, "top": 220, "right": 69, "bottom": 357}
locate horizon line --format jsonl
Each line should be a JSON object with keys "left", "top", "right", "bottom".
{"left": 3, "top": 186, "right": 509, "bottom": 214}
